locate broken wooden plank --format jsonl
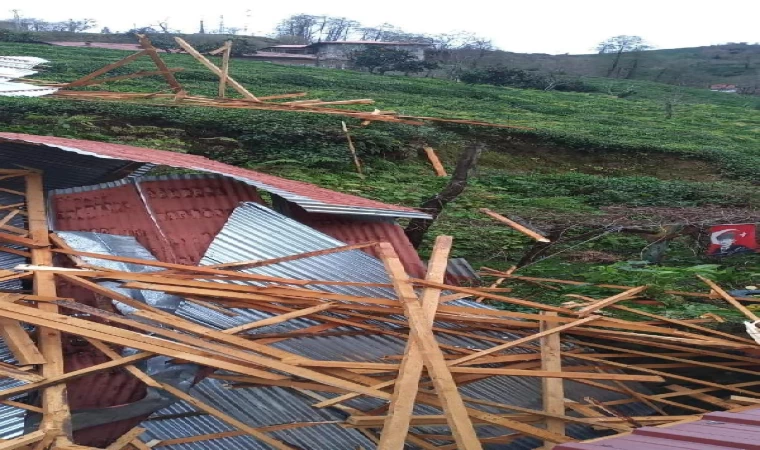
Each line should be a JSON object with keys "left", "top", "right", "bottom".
{"left": 65, "top": 50, "right": 149, "bottom": 87}
{"left": 698, "top": 275, "right": 760, "bottom": 322}
{"left": 0, "top": 318, "right": 45, "bottom": 365}
{"left": 224, "top": 302, "right": 336, "bottom": 334}
{"left": 423, "top": 146, "right": 447, "bottom": 176}
{"left": 341, "top": 121, "right": 363, "bottom": 176}
{"left": 105, "top": 427, "right": 145, "bottom": 450}
{"left": 451, "top": 315, "right": 599, "bottom": 367}
{"left": 575, "top": 286, "right": 649, "bottom": 317}
{"left": 0, "top": 430, "right": 45, "bottom": 450}
{"left": 137, "top": 35, "right": 185, "bottom": 94}
{"left": 480, "top": 209, "right": 550, "bottom": 242}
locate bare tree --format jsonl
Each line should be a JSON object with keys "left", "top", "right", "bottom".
{"left": 324, "top": 17, "right": 360, "bottom": 41}
{"left": 405, "top": 142, "right": 485, "bottom": 248}
{"left": 65, "top": 18, "right": 97, "bottom": 32}
{"left": 596, "top": 35, "right": 652, "bottom": 77}
{"left": 274, "top": 14, "right": 322, "bottom": 44}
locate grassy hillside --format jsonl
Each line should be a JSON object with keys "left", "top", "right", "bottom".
{"left": 2, "top": 30, "right": 276, "bottom": 48}
{"left": 472, "top": 43, "right": 760, "bottom": 90}
{"left": 1, "top": 42, "right": 758, "bottom": 318}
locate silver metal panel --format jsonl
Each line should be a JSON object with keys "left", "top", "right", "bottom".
{"left": 55, "top": 232, "right": 182, "bottom": 314}
{"left": 0, "top": 57, "right": 48, "bottom": 70}
{"left": 0, "top": 337, "right": 32, "bottom": 439}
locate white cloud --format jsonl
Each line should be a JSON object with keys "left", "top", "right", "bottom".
{"left": 6, "top": 0, "right": 760, "bottom": 54}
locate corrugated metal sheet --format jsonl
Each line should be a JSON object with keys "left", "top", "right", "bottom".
{"left": 141, "top": 381, "right": 377, "bottom": 450}
{"left": 51, "top": 174, "right": 264, "bottom": 265}
{"left": 0, "top": 134, "right": 431, "bottom": 219}
{"left": 147, "top": 202, "right": 652, "bottom": 449}
{"left": 443, "top": 257, "right": 480, "bottom": 284}
{"left": 556, "top": 408, "right": 760, "bottom": 450}
{"left": 0, "top": 337, "right": 33, "bottom": 439}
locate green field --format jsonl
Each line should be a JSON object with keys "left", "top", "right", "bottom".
{"left": 1, "top": 42, "right": 758, "bottom": 319}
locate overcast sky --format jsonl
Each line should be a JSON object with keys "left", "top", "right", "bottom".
{"left": 6, "top": 0, "right": 760, "bottom": 54}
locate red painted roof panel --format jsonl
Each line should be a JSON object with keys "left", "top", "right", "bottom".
{"left": 557, "top": 408, "right": 760, "bottom": 450}
{"left": 0, "top": 133, "right": 424, "bottom": 216}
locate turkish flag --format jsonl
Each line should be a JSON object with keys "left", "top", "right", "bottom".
{"left": 707, "top": 224, "right": 758, "bottom": 256}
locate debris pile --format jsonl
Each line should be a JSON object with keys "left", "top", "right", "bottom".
{"left": 0, "top": 135, "right": 756, "bottom": 450}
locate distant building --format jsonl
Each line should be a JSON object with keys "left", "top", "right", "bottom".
{"left": 254, "top": 41, "right": 431, "bottom": 69}
{"left": 710, "top": 84, "right": 738, "bottom": 93}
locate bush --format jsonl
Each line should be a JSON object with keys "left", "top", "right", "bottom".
{"left": 461, "top": 66, "right": 598, "bottom": 93}
{"left": 0, "top": 30, "right": 37, "bottom": 43}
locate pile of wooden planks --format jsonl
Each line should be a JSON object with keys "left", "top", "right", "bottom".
{"left": 0, "top": 172, "right": 757, "bottom": 450}
{"left": 46, "top": 36, "right": 533, "bottom": 131}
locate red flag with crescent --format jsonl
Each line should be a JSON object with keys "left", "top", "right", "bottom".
{"left": 707, "top": 224, "right": 757, "bottom": 256}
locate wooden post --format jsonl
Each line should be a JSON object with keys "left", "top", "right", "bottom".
{"left": 218, "top": 40, "right": 232, "bottom": 98}
{"left": 25, "top": 173, "right": 73, "bottom": 444}
{"left": 540, "top": 312, "right": 565, "bottom": 449}
{"left": 64, "top": 50, "right": 149, "bottom": 88}
{"left": 342, "top": 121, "right": 363, "bottom": 176}
{"left": 423, "top": 146, "right": 447, "bottom": 176}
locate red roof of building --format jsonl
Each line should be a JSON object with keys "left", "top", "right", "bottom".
{"left": 250, "top": 52, "right": 318, "bottom": 60}
{"left": 46, "top": 42, "right": 148, "bottom": 52}
{"left": 0, "top": 133, "right": 427, "bottom": 218}
{"left": 556, "top": 407, "right": 760, "bottom": 450}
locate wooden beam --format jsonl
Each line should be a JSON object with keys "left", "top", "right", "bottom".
{"left": 218, "top": 40, "right": 232, "bottom": 98}
{"left": 73, "top": 69, "right": 184, "bottom": 87}
{"left": 450, "top": 316, "right": 599, "bottom": 366}
{"left": 0, "top": 318, "right": 45, "bottom": 364}
{"left": 0, "top": 364, "right": 45, "bottom": 383}
{"left": 413, "top": 279, "right": 573, "bottom": 313}
{"left": 423, "top": 146, "right": 447, "bottom": 176}
{"left": 174, "top": 37, "right": 259, "bottom": 101}
{"left": 105, "top": 427, "right": 145, "bottom": 450}
{"left": 25, "top": 173, "right": 71, "bottom": 444}
{"left": 480, "top": 209, "right": 550, "bottom": 242}
{"left": 64, "top": 50, "right": 149, "bottom": 87}
{"left": 0, "top": 352, "right": 153, "bottom": 400}
{"left": 137, "top": 35, "right": 185, "bottom": 94}
{"left": 666, "top": 385, "right": 738, "bottom": 409}
{"left": 205, "top": 242, "right": 377, "bottom": 271}
{"left": 223, "top": 302, "right": 336, "bottom": 334}
{"left": 540, "top": 312, "right": 564, "bottom": 449}
{"left": 378, "top": 242, "right": 482, "bottom": 450}
{"left": 378, "top": 235, "right": 452, "bottom": 450}
{"left": 698, "top": 275, "right": 760, "bottom": 321}
{"left": 341, "top": 121, "right": 363, "bottom": 176}
{"left": 0, "top": 431, "right": 45, "bottom": 450}
{"left": 575, "top": 286, "right": 649, "bottom": 317}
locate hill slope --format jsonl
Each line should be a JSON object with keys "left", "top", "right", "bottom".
{"left": 0, "top": 42, "right": 758, "bottom": 312}
{"left": 472, "top": 43, "right": 760, "bottom": 90}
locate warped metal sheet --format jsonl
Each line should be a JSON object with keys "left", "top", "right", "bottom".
{"left": 0, "top": 56, "right": 48, "bottom": 70}
{"left": 0, "top": 133, "right": 431, "bottom": 220}
{"left": 55, "top": 232, "right": 182, "bottom": 314}
{"left": 155, "top": 202, "right": 653, "bottom": 449}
